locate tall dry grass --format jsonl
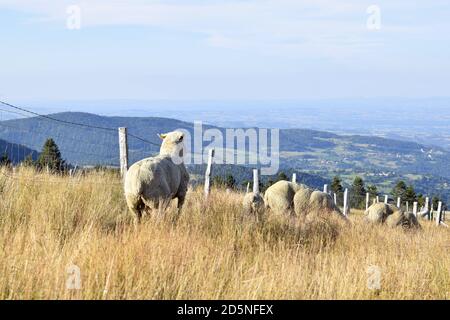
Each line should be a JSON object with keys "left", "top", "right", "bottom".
{"left": 0, "top": 167, "right": 448, "bottom": 300}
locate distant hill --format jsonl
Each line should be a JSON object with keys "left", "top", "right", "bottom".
{"left": 0, "top": 112, "right": 449, "bottom": 201}
{"left": 0, "top": 138, "right": 39, "bottom": 164}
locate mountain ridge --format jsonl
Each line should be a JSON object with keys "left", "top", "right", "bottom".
{"left": 0, "top": 112, "right": 449, "bottom": 202}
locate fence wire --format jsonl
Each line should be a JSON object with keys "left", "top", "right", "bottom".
{"left": 0, "top": 100, "right": 163, "bottom": 169}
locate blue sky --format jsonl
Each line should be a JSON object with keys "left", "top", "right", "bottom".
{"left": 1, "top": 0, "right": 450, "bottom": 101}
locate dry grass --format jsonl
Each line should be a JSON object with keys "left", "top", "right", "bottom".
{"left": 0, "top": 167, "right": 449, "bottom": 300}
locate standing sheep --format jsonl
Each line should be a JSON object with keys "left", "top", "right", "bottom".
{"left": 124, "top": 131, "right": 189, "bottom": 220}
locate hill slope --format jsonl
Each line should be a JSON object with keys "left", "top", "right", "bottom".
{"left": 0, "top": 112, "right": 449, "bottom": 200}
{"left": 0, "top": 138, "right": 39, "bottom": 164}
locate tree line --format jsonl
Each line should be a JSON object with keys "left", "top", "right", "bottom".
{"left": 330, "top": 176, "right": 446, "bottom": 210}
{"left": 1, "top": 138, "right": 67, "bottom": 173}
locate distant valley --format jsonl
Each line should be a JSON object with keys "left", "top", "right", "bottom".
{"left": 0, "top": 111, "right": 449, "bottom": 202}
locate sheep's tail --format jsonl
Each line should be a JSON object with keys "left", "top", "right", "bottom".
{"left": 125, "top": 193, "right": 145, "bottom": 219}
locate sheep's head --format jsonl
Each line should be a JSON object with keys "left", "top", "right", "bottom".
{"left": 158, "top": 131, "right": 186, "bottom": 163}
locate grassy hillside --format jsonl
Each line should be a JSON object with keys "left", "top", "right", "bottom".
{"left": 0, "top": 167, "right": 448, "bottom": 300}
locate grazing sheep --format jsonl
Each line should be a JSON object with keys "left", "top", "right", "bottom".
{"left": 263, "top": 180, "right": 304, "bottom": 214}
{"left": 124, "top": 131, "right": 189, "bottom": 220}
{"left": 294, "top": 189, "right": 343, "bottom": 218}
{"left": 292, "top": 187, "right": 313, "bottom": 215}
{"left": 386, "top": 211, "right": 421, "bottom": 229}
{"left": 364, "top": 203, "right": 420, "bottom": 229}
{"left": 242, "top": 192, "right": 265, "bottom": 219}
{"left": 364, "top": 203, "right": 393, "bottom": 224}
{"left": 264, "top": 181, "right": 343, "bottom": 219}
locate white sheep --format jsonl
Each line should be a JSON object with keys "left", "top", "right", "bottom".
{"left": 124, "top": 131, "right": 189, "bottom": 220}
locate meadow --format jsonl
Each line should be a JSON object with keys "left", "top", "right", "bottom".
{"left": 0, "top": 167, "right": 448, "bottom": 300}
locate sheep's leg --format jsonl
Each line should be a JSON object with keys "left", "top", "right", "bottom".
{"left": 154, "top": 180, "right": 172, "bottom": 218}
{"left": 125, "top": 194, "right": 144, "bottom": 222}
{"left": 177, "top": 195, "right": 185, "bottom": 212}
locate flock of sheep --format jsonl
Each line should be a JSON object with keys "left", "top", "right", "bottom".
{"left": 124, "top": 130, "right": 421, "bottom": 229}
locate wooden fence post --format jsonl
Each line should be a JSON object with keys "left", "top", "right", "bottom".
{"left": 406, "top": 201, "right": 409, "bottom": 213}
{"left": 413, "top": 202, "right": 418, "bottom": 217}
{"left": 376, "top": 196, "right": 380, "bottom": 203}
{"left": 343, "top": 188, "right": 349, "bottom": 217}
{"left": 425, "top": 197, "right": 430, "bottom": 220}
{"left": 366, "top": 193, "right": 370, "bottom": 210}
{"left": 253, "top": 169, "right": 260, "bottom": 194}
{"left": 397, "top": 197, "right": 401, "bottom": 208}
{"left": 323, "top": 184, "right": 329, "bottom": 194}
{"left": 246, "top": 182, "right": 250, "bottom": 194}
{"left": 436, "top": 202, "right": 443, "bottom": 226}
{"left": 118, "top": 127, "right": 129, "bottom": 179}
{"left": 384, "top": 195, "right": 388, "bottom": 204}
{"left": 292, "top": 173, "right": 297, "bottom": 184}
{"left": 334, "top": 193, "right": 337, "bottom": 206}
{"left": 69, "top": 165, "right": 77, "bottom": 178}
{"left": 204, "top": 148, "right": 215, "bottom": 198}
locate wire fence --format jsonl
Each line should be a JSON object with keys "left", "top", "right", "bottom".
{"left": 0, "top": 100, "right": 162, "bottom": 167}
{"left": 0, "top": 100, "right": 165, "bottom": 185}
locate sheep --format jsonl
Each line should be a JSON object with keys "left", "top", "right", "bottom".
{"left": 124, "top": 131, "right": 189, "bottom": 220}
{"left": 242, "top": 192, "right": 265, "bottom": 220}
{"left": 364, "top": 203, "right": 393, "bottom": 224}
{"left": 293, "top": 189, "right": 343, "bottom": 219}
{"left": 263, "top": 180, "right": 304, "bottom": 214}
{"left": 263, "top": 180, "right": 343, "bottom": 219}
{"left": 364, "top": 203, "right": 420, "bottom": 229}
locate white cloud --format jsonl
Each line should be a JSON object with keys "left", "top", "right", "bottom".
{"left": 1, "top": 0, "right": 449, "bottom": 61}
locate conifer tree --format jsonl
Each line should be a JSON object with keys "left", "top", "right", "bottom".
{"left": 37, "top": 138, "right": 65, "bottom": 173}
{"left": 351, "top": 176, "right": 366, "bottom": 209}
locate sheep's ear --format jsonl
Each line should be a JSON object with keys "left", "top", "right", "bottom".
{"left": 158, "top": 133, "right": 167, "bottom": 140}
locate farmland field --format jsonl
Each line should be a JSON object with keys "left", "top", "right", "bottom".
{"left": 0, "top": 168, "right": 449, "bottom": 300}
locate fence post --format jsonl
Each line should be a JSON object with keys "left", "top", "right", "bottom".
{"left": 397, "top": 197, "right": 401, "bottom": 208}
{"left": 376, "top": 196, "right": 380, "bottom": 203}
{"left": 246, "top": 182, "right": 250, "bottom": 194}
{"left": 343, "top": 188, "right": 349, "bottom": 217}
{"left": 436, "top": 202, "right": 443, "bottom": 226}
{"left": 204, "top": 148, "right": 215, "bottom": 198}
{"left": 253, "top": 169, "right": 260, "bottom": 194}
{"left": 292, "top": 173, "right": 297, "bottom": 184}
{"left": 366, "top": 193, "right": 370, "bottom": 210}
{"left": 384, "top": 195, "right": 388, "bottom": 204}
{"left": 323, "top": 184, "right": 329, "bottom": 194}
{"left": 69, "top": 165, "right": 78, "bottom": 178}
{"left": 334, "top": 193, "right": 337, "bottom": 206}
{"left": 118, "top": 127, "right": 129, "bottom": 179}
{"left": 413, "top": 202, "right": 418, "bottom": 217}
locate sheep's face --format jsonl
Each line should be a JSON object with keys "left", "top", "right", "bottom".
{"left": 158, "top": 131, "right": 185, "bottom": 163}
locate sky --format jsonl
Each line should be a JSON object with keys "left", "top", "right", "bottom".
{"left": 0, "top": 0, "right": 450, "bottom": 101}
